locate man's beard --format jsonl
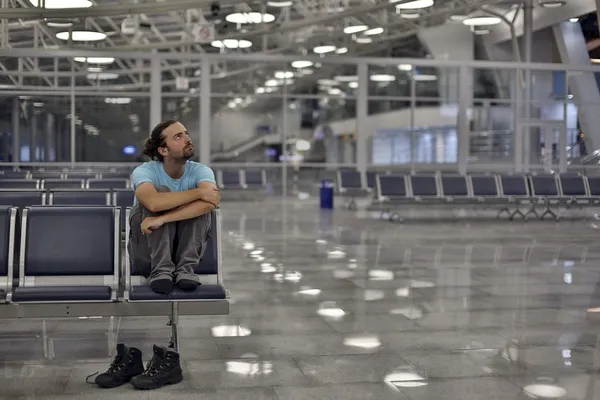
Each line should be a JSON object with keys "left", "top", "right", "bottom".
{"left": 183, "top": 146, "right": 195, "bottom": 159}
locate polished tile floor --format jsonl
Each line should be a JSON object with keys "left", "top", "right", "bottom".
{"left": 3, "top": 198, "right": 600, "bottom": 399}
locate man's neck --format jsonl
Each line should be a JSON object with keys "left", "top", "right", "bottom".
{"left": 161, "top": 159, "right": 186, "bottom": 179}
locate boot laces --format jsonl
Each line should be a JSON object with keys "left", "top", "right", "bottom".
{"left": 85, "top": 354, "right": 126, "bottom": 384}
{"left": 142, "top": 355, "right": 164, "bottom": 377}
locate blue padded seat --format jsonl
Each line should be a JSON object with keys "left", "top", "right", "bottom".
{"left": 530, "top": 175, "right": 558, "bottom": 197}
{"left": 114, "top": 189, "right": 135, "bottom": 229}
{"left": 560, "top": 175, "right": 587, "bottom": 196}
{"left": 88, "top": 178, "right": 129, "bottom": 190}
{"left": 12, "top": 286, "right": 111, "bottom": 302}
{"left": 587, "top": 176, "right": 600, "bottom": 196}
{"left": 244, "top": 170, "right": 265, "bottom": 186}
{"left": 500, "top": 175, "right": 529, "bottom": 197}
{"left": 12, "top": 206, "right": 118, "bottom": 303}
{"left": 0, "top": 179, "right": 39, "bottom": 189}
{"left": 471, "top": 176, "right": 499, "bottom": 197}
{"left": 43, "top": 179, "right": 83, "bottom": 190}
{"left": 441, "top": 176, "right": 469, "bottom": 197}
{"left": 410, "top": 176, "right": 438, "bottom": 197}
{"left": 50, "top": 190, "right": 110, "bottom": 206}
{"left": 220, "top": 170, "right": 242, "bottom": 187}
{"left": 339, "top": 170, "right": 362, "bottom": 189}
{"left": 366, "top": 172, "right": 377, "bottom": 189}
{"left": 0, "top": 190, "right": 45, "bottom": 209}
{"left": 378, "top": 175, "right": 407, "bottom": 197}
{"left": 130, "top": 285, "right": 225, "bottom": 301}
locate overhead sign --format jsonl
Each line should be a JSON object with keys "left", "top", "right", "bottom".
{"left": 193, "top": 23, "right": 215, "bottom": 43}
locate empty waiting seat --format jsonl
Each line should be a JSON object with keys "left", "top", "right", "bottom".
{"left": 0, "top": 206, "right": 17, "bottom": 300}
{"left": 11, "top": 206, "right": 120, "bottom": 303}
{"left": 410, "top": 175, "right": 439, "bottom": 198}
{"left": 377, "top": 175, "right": 407, "bottom": 199}
{"left": 244, "top": 170, "right": 266, "bottom": 187}
{"left": 586, "top": 176, "right": 600, "bottom": 197}
{"left": 366, "top": 172, "right": 377, "bottom": 190}
{"left": 125, "top": 209, "right": 226, "bottom": 301}
{"left": 500, "top": 175, "right": 530, "bottom": 198}
{"left": 31, "top": 172, "right": 63, "bottom": 180}
{"left": 440, "top": 175, "right": 470, "bottom": 200}
{"left": 42, "top": 179, "right": 83, "bottom": 190}
{"left": 560, "top": 175, "right": 588, "bottom": 197}
{"left": 49, "top": 190, "right": 111, "bottom": 206}
{"left": 0, "top": 190, "right": 46, "bottom": 209}
{"left": 218, "top": 170, "right": 243, "bottom": 189}
{"left": 1, "top": 171, "right": 28, "bottom": 179}
{"left": 470, "top": 175, "right": 500, "bottom": 198}
{"left": 529, "top": 175, "right": 559, "bottom": 197}
{"left": 64, "top": 172, "right": 98, "bottom": 180}
{"left": 0, "top": 179, "right": 39, "bottom": 189}
{"left": 87, "top": 178, "right": 130, "bottom": 190}
{"left": 338, "top": 170, "right": 362, "bottom": 190}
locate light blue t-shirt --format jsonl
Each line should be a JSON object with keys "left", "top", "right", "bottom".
{"left": 131, "top": 161, "right": 216, "bottom": 205}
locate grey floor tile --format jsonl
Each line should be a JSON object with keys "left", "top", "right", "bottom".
{"left": 184, "top": 359, "right": 309, "bottom": 388}
{"left": 0, "top": 363, "right": 72, "bottom": 396}
{"left": 395, "top": 377, "right": 528, "bottom": 400}
{"left": 293, "top": 354, "right": 411, "bottom": 385}
{"left": 148, "top": 387, "right": 279, "bottom": 400}
{"left": 274, "top": 383, "right": 409, "bottom": 400}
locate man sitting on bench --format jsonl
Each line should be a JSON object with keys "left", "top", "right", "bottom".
{"left": 92, "top": 120, "right": 220, "bottom": 391}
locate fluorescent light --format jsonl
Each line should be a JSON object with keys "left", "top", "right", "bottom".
{"left": 45, "top": 19, "right": 74, "bottom": 27}
{"left": 569, "top": 17, "right": 579, "bottom": 22}
{"left": 449, "top": 15, "right": 468, "bottom": 21}
{"left": 104, "top": 97, "right": 131, "bottom": 104}
{"left": 274, "top": 71, "right": 294, "bottom": 79}
{"left": 29, "top": 0, "right": 91, "bottom": 8}
{"left": 335, "top": 47, "right": 348, "bottom": 54}
{"left": 56, "top": 30, "right": 106, "bottom": 41}
{"left": 317, "top": 79, "right": 338, "bottom": 86}
{"left": 87, "top": 67, "right": 103, "bottom": 72}
{"left": 462, "top": 16, "right": 501, "bottom": 26}
{"left": 398, "top": 64, "right": 413, "bottom": 71}
{"left": 267, "top": 0, "right": 293, "bottom": 6}
{"left": 414, "top": 74, "right": 438, "bottom": 81}
{"left": 343, "top": 25, "right": 368, "bottom": 34}
{"left": 540, "top": 0, "right": 565, "bottom": 8}
{"left": 265, "top": 79, "right": 280, "bottom": 87}
{"left": 355, "top": 36, "right": 373, "bottom": 44}
{"left": 225, "top": 12, "right": 275, "bottom": 24}
{"left": 87, "top": 72, "right": 119, "bottom": 80}
{"left": 370, "top": 74, "right": 396, "bottom": 82}
{"left": 328, "top": 87, "right": 342, "bottom": 95}
{"left": 74, "top": 57, "right": 115, "bottom": 64}
{"left": 393, "top": 0, "right": 434, "bottom": 9}
{"left": 313, "top": 45, "right": 337, "bottom": 54}
{"left": 365, "top": 27, "right": 384, "bottom": 35}
{"left": 228, "top": 101, "right": 236, "bottom": 108}
{"left": 291, "top": 60, "right": 313, "bottom": 68}
{"left": 211, "top": 39, "right": 252, "bottom": 49}
{"left": 399, "top": 12, "right": 420, "bottom": 18}
{"left": 255, "top": 87, "right": 265, "bottom": 94}
{"left": 349, "top": 81, "right": 358, "bottom": 88}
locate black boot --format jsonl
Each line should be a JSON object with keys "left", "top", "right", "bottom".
{"left": 91, "top": 343, "right": 144, "bottom": 388}
{"left": 130, "top": 345, "right": 183, "bottom": 390}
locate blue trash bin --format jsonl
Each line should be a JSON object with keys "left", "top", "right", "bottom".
{"left": 320, "top": 179, "right": 334, "bottom": 209}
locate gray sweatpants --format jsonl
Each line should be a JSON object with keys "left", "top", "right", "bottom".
{"left": 127, "top": 187, "right": 212, "bottom": 285}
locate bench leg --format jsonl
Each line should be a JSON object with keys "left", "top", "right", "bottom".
{"left": 168, "top": 302, "right": 179, "bottom": 353}
{"left": 497, "top": 207, "right": 510, "bottom": 219}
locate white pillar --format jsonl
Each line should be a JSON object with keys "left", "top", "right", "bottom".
{"left": 457, "top": 66, "right": 471, "bottom": 174}
{"left": 150, "top": 53, "right": 162, "bottom": 130}
{"left": 199, "top": 58, "right": 211, "bottom": 165}
{"left": 11, "top": 97, "right": 19, "bottom": 163}
{"left": 356, "top": 62, "right": 368, "bottom": 174}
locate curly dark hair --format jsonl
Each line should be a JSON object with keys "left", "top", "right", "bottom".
{"left": 142, "top": 120, "right": 178, "bottom": 161}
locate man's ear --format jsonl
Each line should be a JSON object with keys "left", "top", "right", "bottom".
{"left": 158, "top": 146, "right": 168, "bottom": 157}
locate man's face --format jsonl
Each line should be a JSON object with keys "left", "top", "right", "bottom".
{"left": 160, "top": 122, "right": 195, "bottom": 161}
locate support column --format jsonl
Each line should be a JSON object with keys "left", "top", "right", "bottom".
{"left": 46, "top": 113, "right": 54, "bottom": 161}
{"left": 356, "top": 62, "right": 368, "bottom": 174}
{"left": 11, "top": 97, "right": 19, "bottom": 163}
{"left": 30, "top": 110, "right": 37, "bottom": 162}
{"left": 199, "top": 58, "right": 211, "bottom": 165}
{"left": 70, "top": 62, "right": 76, "bottom": 165}
{"left": 2, "top": 132, "right": 8, "bottom": 162}
{"left": 150, "top": 53, "right": 162, "bottom": 130}
{"left": 522, "top": 0, "right": 534, "bottom": 167}
{"left": 457, "top": 66, "right": 471, "bottom": 174}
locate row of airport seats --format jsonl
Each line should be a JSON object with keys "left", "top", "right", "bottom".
{"left": 338, "top": 170, "right": 600, "bottom": 221}
{"left": 0, "top": 178, "right": 130, "bottom": 190}
{"left": 0, "top": 205, "right": 229, "bottom": 351}
{"left": 0, "top": 169, "right": 130, "bottom": 180}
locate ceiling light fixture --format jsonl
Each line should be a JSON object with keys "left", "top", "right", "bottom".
{"left": 399, "top": 12, "right": 420, "bottom": 19}
{"left": 313, "top": 45, "right": 337, "bottom": 54}
{"left": 398, "top": 64, "right": 413, "bottom": 71}
{"left": 343, "top": 25, "right": 368, "bottom": 34}
{"left": 274, "top": 71, "right": 294, "bottom": 79}
{"left": 569, "top": 17, "right": 579, "bottom": 22}
{"left": 211, "top": 39, "right": 252, "bottom": 49}
{"left": 335, "top": 47, "right": 348, "bottom": 54}
{"left": 335, "top": 75, "right": 358, "bottom": 82}
{"left": 74, "top": 56, "right": 115, "bottom": 64}
{"left": 225, "top": 12, "right": 275, "bottom": 24}
{"left": 291, "top": 60, "right": 313, "bottom": 68}
{"left": 370, "top": 74, "right": 396, "bottom": 82}
{"left": 462, "top": 16, "right": 501, "bottom": 26}
{"left": 87, "top": 72, "right": 119, "bottom": 80}
{"left": 267, "top": 0, "right": 293, "bottom": 6}
{"left": 539, "top": 0, "right": 565, "bottom": 8}
{"left": 349, "top": 81, "right": 358, "bottom": 88}
{"left": 392, "top": 0, "right": 434, "bottom": 9}
{"left": 365, "top": 27, "right": 384, "bottom": 35}
{"left": 29, "top": 0, "right": 91, "bottom": 8}
{"left": 56, "top": 31, "right": 107, "bottom": 41}
{"left": 414, "top": 74, "right": 438, "bottom": 81}
{"left": 355, "top": 36, "right": 373, "bottom": 44}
